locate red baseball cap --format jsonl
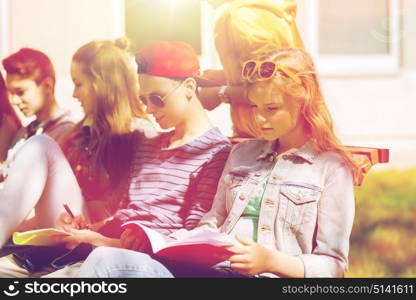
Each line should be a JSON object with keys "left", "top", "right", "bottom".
{"left": 135, "top": 40, "right": 217, "bottom": 87}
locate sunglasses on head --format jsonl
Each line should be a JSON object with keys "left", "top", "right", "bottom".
{"left": 139, "top": 81, "right": 183, "bottom": 108}
{"left": 241, "top": 60, "right": 301, "bottom": 84}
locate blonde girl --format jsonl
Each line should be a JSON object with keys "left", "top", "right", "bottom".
{"left": 63, "top": 38, "right": 151, "bottom": 221}
{"left": 200, "top": 0, "right": 304, "bottom": 138}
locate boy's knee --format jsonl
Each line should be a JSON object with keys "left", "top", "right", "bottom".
{"left": 27, "top": 134, "right": 55, "bottom": 146}
{"left": 21, "top": 135, "right": 57, "bottom": 155}
{"left": 20, "top": 135, "right": 62, "bottom": 161}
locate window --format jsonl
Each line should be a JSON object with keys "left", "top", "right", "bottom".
{"left": 298, "top": 0, "right": 400, "bottom": 75}
{"left": 125, "top": 0, "right": 201, "bottom": 54}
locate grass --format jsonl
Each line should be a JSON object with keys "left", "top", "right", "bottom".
{"left": 346, "top": 169, "right": 416, "bottom": 277}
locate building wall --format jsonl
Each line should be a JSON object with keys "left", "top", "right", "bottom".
{"left": 1, "top": 0, "right": 415, "bottom": 169}
{"left": 1, "top": 0, "right": 124, "bottom": 123}
{"left": 296, "top": 0, "right": 416, "bottom": 169}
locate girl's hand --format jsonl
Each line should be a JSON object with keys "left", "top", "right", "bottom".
{"left": 226, "top": 235, "right": 276, "bottom": 277}
{"left": 198, "top": 87, "right": 223, "bottom": 111}
{"left": 56, "top": 212, "right": 88, "bottom": 231}
{"left": 120, "top": 228, "right": 152, "bottom": 253}
{"left": 50, "top": 229, "right": 107, "bottom": 250}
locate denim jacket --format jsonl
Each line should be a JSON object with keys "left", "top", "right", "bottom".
{"left": 173, "top": 139, "right": 355, "bottom": 278}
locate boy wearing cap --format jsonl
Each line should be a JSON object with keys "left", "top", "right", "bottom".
{"left": 111, "top": 41, "right": 231, "bottom": 234}
{"left": 105, "top": 40, "right": 232, "bottom": 237}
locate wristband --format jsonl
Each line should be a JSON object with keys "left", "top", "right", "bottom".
{"left": 218, "top": 85, "right": 231, "bottom": 104}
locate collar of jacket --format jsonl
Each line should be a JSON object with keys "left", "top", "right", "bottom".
{"left": 256, "top": 139, "right": 319, "bottom": 164}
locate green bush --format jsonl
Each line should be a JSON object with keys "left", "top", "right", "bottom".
{"left": 347, "top": 169, "right": 416, "bottom": 277}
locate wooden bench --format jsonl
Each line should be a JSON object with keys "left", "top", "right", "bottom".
{"left": 345, "top": 146, "right": 389, "bottom": 186}
{"left": 230, "top": 137, "right": 389, "bottom": 186}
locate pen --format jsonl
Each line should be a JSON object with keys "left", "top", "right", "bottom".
{"left": 63, "top": 203, "right": 75, "bottom": 219}
{"left": 63, "top": 203, "right": 91, "bottom": 230}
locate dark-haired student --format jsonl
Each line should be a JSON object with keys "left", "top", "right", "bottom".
{"left": 0, "top": 48, "right": 74, "bottom": 183}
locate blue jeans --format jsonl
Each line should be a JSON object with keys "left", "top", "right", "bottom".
{"left": 76, "top": 247, "right": 245, "bottom": 278}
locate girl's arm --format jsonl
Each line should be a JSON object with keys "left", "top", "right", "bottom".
{"left": 53, "top": 229, "right": 121, "bottom": 250}
{"left": 298, "top": 161, "right": 355, "bottom": 277}
{"left": 199, "top": 85, "right": 250, "bottom": 111}
{"left": 197, "top": 69, "right": 250, "bottom": 111}
{"left": 227, "top": 235, "right": 305, "bottom": 277}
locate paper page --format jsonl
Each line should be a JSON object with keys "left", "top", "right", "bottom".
{"left": 165, "top": 230, "right": 236, "bottom": 248}
{"left": 12, "top": 228, "right": 72, "bottom": 246}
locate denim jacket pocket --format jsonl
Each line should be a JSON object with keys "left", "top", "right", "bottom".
{"left": 223, "top": 168, "right": 251, "bottom": 212}
{"left": 279, "top": 183, "right": 321, "bottom": 226}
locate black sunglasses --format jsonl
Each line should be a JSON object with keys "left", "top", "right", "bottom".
{"left": 139, "top": 81, "right": 183, "bottom": 108}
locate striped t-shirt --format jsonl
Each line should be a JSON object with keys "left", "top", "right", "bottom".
{"left": 114, "top": 127, "right": 231, "bottom": 236}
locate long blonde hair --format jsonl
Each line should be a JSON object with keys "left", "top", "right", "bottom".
{"left": 215, "top": 0, "right": 304, "bottom": 72}
{"left": 214, "top": 0, "right": 304, "bottom": 138}
{"left": 63, "top": 38, "right": 146, "bottom": 182}
{"left": 246, "top": 48, "right": 360, "bottom": 179}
